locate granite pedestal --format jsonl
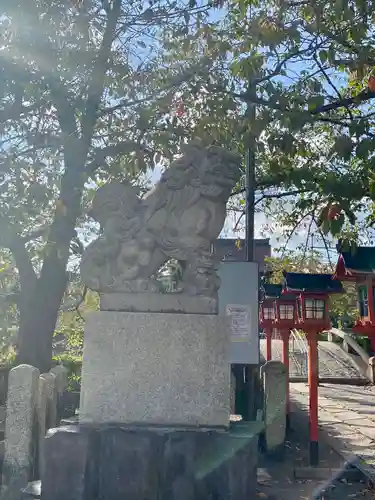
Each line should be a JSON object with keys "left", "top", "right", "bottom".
{"left": 40, "top": 423, "right": 260, "bottom": 500}
{"left": 41, "top": 308, "right": 260, "bottom": 500}
{"left": 80, "top": 311, "right": 230, "bottom": 427}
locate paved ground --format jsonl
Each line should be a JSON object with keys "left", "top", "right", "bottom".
{"left": 291, "top": 383, "right": 375, "bottom": 470}
{"left": 257, "top": 418, "right": 344, "bottom": 500}
{"left": 260, "top": 340, "right": 366, "bottom": 379}
{"left": 257, "top": 389, "right": 375, "bottom": 499}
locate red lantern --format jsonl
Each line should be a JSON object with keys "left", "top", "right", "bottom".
{"left": 260, "top": 284, "right": 280, "bottom": 361}
{"left": 273, "top": 290, "right": 297, "bottom": 430}
{"left": 282, "top": 271, "right": 343, "bottom": 466}
{"left": 334, "top": 246, "right": 375, "bottom": 353}
{"left": 260, "top": 284, "right": 297, "bottom": 430}
{"left": 259, "top": 297, "right": 275, "bottom": 328}
{"left": 274, "top": 294, "right": 296, "bottom": 331}
{"left": 283, "top": 272, "right": 342, "bottom": 333}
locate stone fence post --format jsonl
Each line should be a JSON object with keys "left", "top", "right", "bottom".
{"left": 49, "top": 365, "right": 68, "bottom": 423}
{"left": 1, "top": 364, "right": 39, "bottom": 500}
{"left": 367, "top": 357, "right": 375, "bottom": 384}
{"left": 260, "top": 360, "right": 287, "bottom": 459}
{"left": 327, "top": 332, "right": 334, "bottom": 342}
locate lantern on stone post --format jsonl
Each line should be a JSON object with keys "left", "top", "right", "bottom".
{"left": 273, "top": 289, "right": 296, "bottom": 431}
{"left": 282, "top": 272, "right": 343, "bottom": 466}
{"left": 259, "top": 285, "right": 278, "bottom": 361}
{"left": 334, "top": 245, "right": 375, "bottom": 354}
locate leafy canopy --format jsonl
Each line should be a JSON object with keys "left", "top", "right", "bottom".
{"left": 159, "top": 0, "right": 375, "bottom": 244}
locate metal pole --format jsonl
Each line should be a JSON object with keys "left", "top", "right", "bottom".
{"left": 265, "top": 327, "right": 272, "bottom": 361}
{"left": 239, "top": 82, "right": 257, "bottom": 421}
{"left": 281, "top": 329, "right": 291, "bottom": 432}
{"left": 307, "top": 331, "right": 319, "bottom": 465}
{"left": 245, "top": 85, "right": 256, "bottom": 262}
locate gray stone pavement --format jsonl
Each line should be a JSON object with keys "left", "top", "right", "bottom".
{"left": 256, "top": 398, "right": 372, "bottom": 500}
{"left": 291, "top": 382, "right": 375, "bottom": 471}
{"left": 256, "top": 386, "right": 375, "bottom": 500}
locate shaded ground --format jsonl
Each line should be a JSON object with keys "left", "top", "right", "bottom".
{"left": 256, "top": 401, "right": 374, "bottom": 499}
{"left": 292, "top": 383, "right": 375, "bottom": 469}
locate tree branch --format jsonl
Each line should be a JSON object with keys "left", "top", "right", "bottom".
{"left": 0, "top": 102, "right": 42, "bottom": 124}
{"left": 100, "top": 57, "right": 213, "bottom": 116}
{"left": 70, "top": 236, "right": 84, "bottom": 256}
{"left": 86, "top": 140, "right": 153, "bottom": 174}
{"left": 22, "top": 225, "right": 50, "bottom": 243}
{"left": 233, "top": 211, "right": 245, "bottom": 232}
{"left": 255, "top": 189, "right": 308, "bottom": 205}
{"left": 314, "top": 217, "right": 334, "bottom": 269}
{"left": 254, "top": 41, "right": 322, "bottom": 86}
{"left": 60, "top": 285, "right": 87, "bottom": 313}
{"left": 0, "top": 230, "right": 38, "bottom": 295}
{"left": 81, "top": 0, "right": 123, "bottom": 150}
{"left": 302, "top": 216, "right": 315, "bottom": 262}
{"left": 313, "top": 55, "right": 354, "bottom": 120}
{"left": 235, "top": 87, "right": 375, "bottom": 117}
{"left": 281, "top": 212, "right": 312, "bottom": 258}
{"left": 310, "top": 89, "right": 375, "bottom": 115}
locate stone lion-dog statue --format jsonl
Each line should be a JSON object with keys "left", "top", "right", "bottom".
{"left": 80, "top": 141, "right": 242, "bottom": 299}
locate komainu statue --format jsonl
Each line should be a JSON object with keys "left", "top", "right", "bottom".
{"left": 80, "top": 142, "right": 241, "bottom": 300}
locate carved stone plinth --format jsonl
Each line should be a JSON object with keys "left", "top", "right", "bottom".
{"left": 80, "top": 311, "right": 230, "bottom": 427}
{"left": 40, "top": 423, "right": 260, "bottom": 500}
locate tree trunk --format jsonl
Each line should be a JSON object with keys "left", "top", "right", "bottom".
{"left": 17, "top": 300, "right": 58, "bottom": 373}
{"left": 16, "top": 262, "right": 68, "bottom": 373}
{"left": 14, "top": 0, "right": 122, "bottom": 371}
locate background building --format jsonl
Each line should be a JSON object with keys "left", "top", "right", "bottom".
{"left": 212, "top": 238, "right": 271, "bottom": 275}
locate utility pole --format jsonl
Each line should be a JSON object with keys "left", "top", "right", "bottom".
{"left": 245, "top": 82, "right": 257, "bottom": 262}
{"left": 245, "top": 82, "right": 258, "bottom": 420}
{"left": 234, "top": 80, "right": 258, "bottom": 421}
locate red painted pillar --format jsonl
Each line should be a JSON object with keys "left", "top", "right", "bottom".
{"left": 265, "top": 328, "right": 272, "bottom": 361}
{"left": 307, "top": 330, "right": 319, "bottom": 466}
{"left": 370, "top": 335, "right": 375, "bottom": 354}
{"left": 281, "top": 329, "right": 290, "bottom": 431}
{"left": 368, "top": 280, "right": 375, "bottom": 325}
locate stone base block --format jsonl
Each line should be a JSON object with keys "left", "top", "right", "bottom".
{"left": 41, "top": 423, "right": 259, "bottom": 500}
{"left": 80, "top": 311, "right": 230, "bottom": 427}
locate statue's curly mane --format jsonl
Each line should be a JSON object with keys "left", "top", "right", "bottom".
{"left": 155, "top": 143, "right": 241, "bottom": 211}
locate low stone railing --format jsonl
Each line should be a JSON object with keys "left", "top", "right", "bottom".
{"left": 325, "top": 328, "right": 375, "bottom": 383}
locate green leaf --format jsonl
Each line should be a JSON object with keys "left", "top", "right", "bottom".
{"left": 142, "top": 8, "right": 154, "bottom": 20}
{"left": 356, "top": 138, "right": 375, "bottom": 160}
{"left": 330, "top": 214, "right": 345, "bottom": 236}
{"left": 307, "top": 95, "right": 325, "bottom": 111}
{"left": 319, "top": 50, "right": 328, "bottom": 63}
{"left": 328, "top": 45, "right": 336, "bottom": 64}
{"left": 344, "top": 209, "right": 356, "bottom": 225}
{"left": 334, "top": 135, "right": 353, "bottom": 160}
{"left": 321, "top": 219, "right": 330, "bottom": 235}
